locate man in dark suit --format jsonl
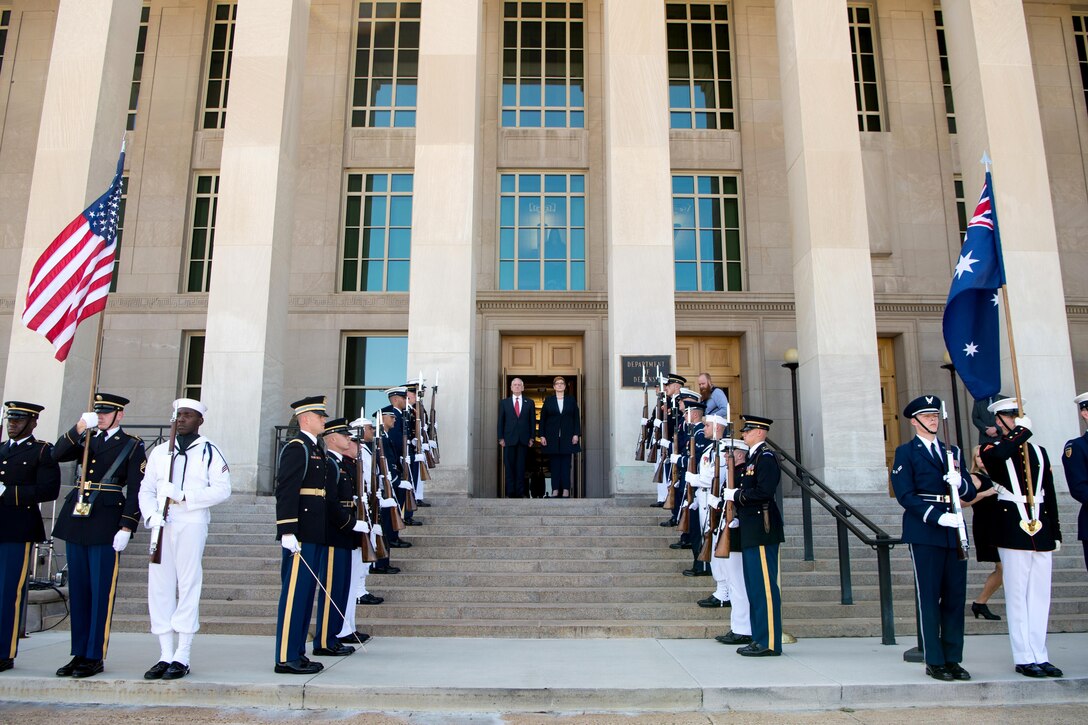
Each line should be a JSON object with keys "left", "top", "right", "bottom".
{"left": 498, "top": 378, "right": 535, "bottom": 498}
{"left": 0, "top": 401, "right": 60, "bottom": 672}
{"left": 52, "top": 393, "right": 146, "bottom": 679}
{"left": 890, "top": 395, "right": 976, "bottom": 682}
{"left": 1062, "top": 392, "right": 1088, "bottom": 573}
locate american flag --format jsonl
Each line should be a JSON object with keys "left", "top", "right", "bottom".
{"left": 21, "top": 151, "right": 124, "bottom": 362}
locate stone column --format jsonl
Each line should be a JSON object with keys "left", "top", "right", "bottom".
{"left": 775, "top": 0, "right": 886, "bottom": 491}
{"left": 405, "top": 0, "right": 483, "bottom": 496}
{"left": 942, "top": 0, "right": 1078, "bottom": 455}
{"left": 200, "top": 0, "right": 310, "bottom": 493}
{"left": 3, "top": 0, "right": 141, "bottom": 439}
{"left": 601, "top": 0, "right": 677, "bottom": 494}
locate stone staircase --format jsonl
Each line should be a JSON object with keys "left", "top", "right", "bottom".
{"left": 97, "top": 490, "right": 1086, "bottom": 639}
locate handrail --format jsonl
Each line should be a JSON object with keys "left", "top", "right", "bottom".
{"left": 766, "top": 437, "right": 900, "bottom": 645}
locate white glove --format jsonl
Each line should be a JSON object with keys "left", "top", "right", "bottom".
{"left": 81, "top": 412, "right": 98, "bottom": 429}
{"left": 688, "top": 499, "right": 699, "bottom": 510}
{"left": 639, "top": 417, "right": 648, "bottom": 425}
{"left": 0, "top": 483, "right": 6, "bottom": 497}
{"left": 721, "top": 487, "right": 737, "bottom": 502}
{"left": 159, "top": 482, "right": 184, "bottom": 502}
{"left": 1014, "top": 416, "right": 1032, "bottom": 431}
{"left": 371, "top": 523, "right": 384, "bottom": 538}
{"left": 414, "top": 453, "right": 426, "bottom": 462}
{"left": 353, "top": 519, "right": 370, "bottom": 533}
{"left": 380, "top": 497, "right": 398, "bottom": 508}
{"left": 658, "top": 438, "right": 670, "bottom": 449}
{"left": 942, "top": 470, "right": 963, "bottom": 490}
{"left": 670, "top": 454, "right": 681, "bottom": 464}
{"left": 398, "top": 481, "right": 413, "bottom": 490}
{"left": 1054, "top": 541, "right": 1061, "bottom": 552}
{"left": 937, "top": 512, "right": 962, "bottom": 529}
{"left": 685, "top": 472, "right": 699, "bottom": 486}
{"left": 653, "top": 419, "right": 663, "bottom": 429}
{"left": 112, "top": 530, "right": 131, "bottom": 552}
{"left": 281, "top": 534, "right": 301, "bottom": 553}
{"left": 707, "top": 494, "right": 722, "bottom": 509}
{"left": 146, "top": 513, "right": 164, "bottom": 529}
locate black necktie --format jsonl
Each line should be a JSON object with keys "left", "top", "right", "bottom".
{"left": 931, "top": 443, "right": 944, "bottom": 469}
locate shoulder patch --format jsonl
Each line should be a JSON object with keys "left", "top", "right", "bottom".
{"left": 892, "top": 465, "right": 903, "bottom": 474}
{"left": 1067, "top": 446, "right": 1074, "bottom": 459}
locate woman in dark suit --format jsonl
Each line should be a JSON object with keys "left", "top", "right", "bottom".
{"left": 537, "top": 377, "right": 581, "bottom": 498}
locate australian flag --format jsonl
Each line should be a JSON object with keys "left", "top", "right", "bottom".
{"left": 942, "top": 171, "right": 1006, "bottom": 399}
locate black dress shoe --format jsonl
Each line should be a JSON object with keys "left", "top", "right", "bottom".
{"left": 274, "top": 658, "right": 323, "bottom": 675}
{"left": 144, "top": 660, "right": 170, "bottom": 680}
{"left": 162, "top": 661, "right": 190, "bottom": 680}
{"left": 737, "top": 643, "right": 780, "bottom": 657}
{"left": 389, "top": 540, "right": 412, "bottom": 548}
{"left": 405, "top": 519, "right": 423, "bottom": 526}
{"left": 313, "top": 642, "right": 355, "bottom": 657}
{"left": 945, "top": 663, "right": 971, "bottom": 680}
{"left": 716, "top": 631, "right": 752, "bottom": 645}
{"left": 926, "top": 664, "right": 954, "bottom": 681}
{"left": 339, "top": 632, "right": 371, "bottom": 646}
{"left": 698, "top": 595, "right": 730, "bottom": 608}
{"left": 970, "top": 602, "right": 1001, "bottom": 620}
{"left": 669, "top": 542, "right": 692, "bottom": 550}
{"left": 71, "top": 659, "right": 104, "bottom": 678}
{"left": 650, "top": 501, "right": 664, "bottom": 508}
{"left": 682, "top": 568, "right": 711, "bottom": 577}
{"left": 659, "top": 519, "right": 677, "bottom": 527}
{"left": 56, "top": 656, "right": 83, "bottom": 677}
{"left": 416, "top": 500, "right": 431, "bottom": 507}
{"left": 0, "top": 658, "right": 13, "bottom": 672}
{"left": 1037, "top": 662, "right": 1063, "bottom": 678}
{"left": 1015, "top": 663, "right": 1047, "bottom": 678}
{"left": 370, "top": 565, "right": 400, "bottom": 574}
{"left": 357, "top": 593, "right": 384, "bottom": 605}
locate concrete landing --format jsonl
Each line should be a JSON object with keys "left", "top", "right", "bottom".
{"left": 1, "top": 631, "right": 1086, "bottom": 713}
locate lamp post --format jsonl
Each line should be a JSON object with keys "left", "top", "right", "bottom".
{"left": 781, "top": 348, "right": 801, "bottom": 465}
{"left": 940, "top": 351, "right": 964, "bottom": 448}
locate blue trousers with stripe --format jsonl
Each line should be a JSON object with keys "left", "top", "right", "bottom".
{"left": 908, "top": 543, "right": 967, "bottom": 666}
{"left": 0, "top": 542, "right": 32, "bottom": 661}
{"left": 742, "top": 543, "right": 782, "bottom": 652}
{"left": 274, "top": 542, "right": 326, "bottom": 664}
{"left": 65, "top": 542, "right": 120, "bottom": 660}
{"left": 314, "top": 546, "right": 351, "bottom": 649}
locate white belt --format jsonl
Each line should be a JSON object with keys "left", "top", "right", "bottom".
{"left": 995, "top": 485, "right": 1044, "bottom": 506}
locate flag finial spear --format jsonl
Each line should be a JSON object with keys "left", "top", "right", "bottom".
{"left": 980, "top": 151, "right": 992, "bottom": 172}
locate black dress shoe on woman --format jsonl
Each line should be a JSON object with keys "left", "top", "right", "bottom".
{"left": 1015, "top": 663, "right": 1047, "bottom": 678}
{"left": 971, "top": 602, "right": 1001, "bottom": 620}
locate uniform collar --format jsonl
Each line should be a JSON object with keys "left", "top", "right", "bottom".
{"left": 8, "top": 436, "right": 31, "bottom": 446}
{"left": 300, "top": 430, "right": 317, "bottom": 445}
{"left": 328, "top": 449, "right": 343, "bottom": 461}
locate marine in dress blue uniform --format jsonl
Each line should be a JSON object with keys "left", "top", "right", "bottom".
{"left": 1061, "top": 392, "right": 1088, "bottom": 573}
{"left": 0, "top": 402, "right": 60, "bottom": 672}
{"left": 890, "top": 396, "right": 976, "bottom": 682}
{"left": 52, "top": 393, "right": 146, "bottom": 678}
{"left": 274, "top": 396, "right": 332, "bottom": 674}
{"left": 721, "top": 415, "right": 784, "bottom": 657}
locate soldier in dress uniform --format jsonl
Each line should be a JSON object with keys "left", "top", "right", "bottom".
{"left": 406, "top": 379, "right": 432, "bottom": 510}
{"left": 337, "top": 417, "right": 383, "bottom": 644}
{"left": 314, "top": 418, "right": 370, "bottom": 656}
{"left": 658, "top": 374, "right": 686, "bottom": 526}
{"left": 890, "top": 396, "right": 976, "bottom": 682}
{"left": 980, "top": 396, "right": 1063, "bottom": 678}
{"left": 666, "top": 389, "right": 699, "bottom": 541}
{"left": 273, "top": 396, "right": 332, "bottom": 675}
{"left": 679, "top": 400, "right": 711, "bottom": 577}
{"left": 402, "top": 382, "right": 424, "bottom": 526}
{"left": 1061, "top": 392, "right": 1088, "bottom": 572}
{"left": 137, "top": 398, "right": 231, "bottom": 681}
{"left": 720, "top": 415, "right": 784, "bottom": 657}
{"left": 381, "top": 388, "right": 416, "bottom": 541}
{"left": 52, "top": 393, "right": 146, "bottom": 678}
{"left": 0, "top": 402, "right": 60, "bottom": 672}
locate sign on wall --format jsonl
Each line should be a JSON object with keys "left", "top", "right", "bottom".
{"left": 620, "top": 355, "right": 671, "bottom": 389}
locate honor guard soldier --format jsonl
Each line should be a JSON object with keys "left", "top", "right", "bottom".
{"left": 0, "top": 402, "right": 60, "bottom": 672}
{"left": 382, "top": 388, "right": 415, "bottom": 539}
{"left": 679, "top": 399, "right": 711, "bottom": 576}
{"left": 370, "top": 407, "right": 402, "bottom": 575}
{"left": 890, "top": 396, "right": 976, "bottom": 681}
{"left": 406, "top": 379, "right": 432, "bottom": 510}
{"left": 52, "top": 393, "right": 146, "bottom": 678}
{"left": 274, "top": 396, "right": 332, "bottom": 675}
{"left": 137, "top": 398, "right": 231, "bottom": 681}
{"left": 338, "top": 417, "right": 383, "bottom": 643}
{"left": 706, "top": 432, "right": 754, "bottom": 647}
{"left": 981, "top": 396, "right": 1063, "bottom": 678}
{"left": 720, "top": 415, "right": 784, "bottom": 657}
{"left": 315, "top": 417, "right": 370, "bottom": 655}
{"left": 658, "top": 374, "right": 686, "bottom": 527}
{"left": 1062, "top": 392, "right": 1088, "bottom": 572}
{"left": 402, "top": 382, "right": 423, "bottom": 526}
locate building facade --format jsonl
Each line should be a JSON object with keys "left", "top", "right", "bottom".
{"left": 0, "top": 0, "right": 1084, "bottom": 496}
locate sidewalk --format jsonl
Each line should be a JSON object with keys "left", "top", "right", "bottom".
{"left": 1, "top": 631, "right": 1086, "bottom": 713}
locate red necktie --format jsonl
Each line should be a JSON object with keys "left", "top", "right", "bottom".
{"left": 515, "top": 397, "right": 521, "bottom": 416}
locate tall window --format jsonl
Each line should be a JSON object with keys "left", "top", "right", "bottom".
{"left": 672, "top": 174, "right": 742, "bottom": 291}
{"left": 350, "top": 1, "right": 420, "bottom": 128}
{"left": 934, "top": 10, "right": 956, "bottom": 134}
{"left": 127, "top": 5, "right": 151, "bottom": 131}
{"left": 848, "top": 4, "right": 883, "bottom": 132}
{"left": 201, "top": 2, "right": 237, "bottom": 130}
{"left": 186, "top": 174, "right": 219, "bottom": 293}
{"left": 1073, "top": 15, "right": 1088, "bottom": 113}
{"left": 501, "top": 1, "right": 584, "bottom": 128}
{"left": 342, "top": 172, "right": 413, "bottom": 292}
{"left": 110, "top": 175, "right": 129, "bottom": 293}
{"left": 181, "top": 333, "right": 206, "bottom": 400}
{"left": 954, "top": 176, "right": 967, "bottom": 242}
{"left": 0, "top": 11, "right": 10, "bottom": 76}
{"left": 498, "top": 172, "right": 586, "bottom": 291}
{"left": 665, "top": 2, "right": 734, "bottom": 130}
{"left": 342, "top": 334, "right": 408, "bottom": 420}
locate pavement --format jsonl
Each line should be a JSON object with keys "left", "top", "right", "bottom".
{"left": 1, "top": 631, "right": 1087, "bottom": 714}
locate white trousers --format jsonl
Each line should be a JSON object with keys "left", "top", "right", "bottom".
{"left": 148, "top": 520, "right": 208, "bottom": 635}
{"left": 998, "top": 547, "right": 1052, "bottom": 664}
{"left": 716, "top": 534, "right": 750, "bottom": 637}
{"left": 415, "top": 475, "right": 426, "bottom": 502}
{"left": 338, "top": 548, "right": 369, "bottom": 637}
{"left": 656, "top": 482, "right": 668, "bottom": 503}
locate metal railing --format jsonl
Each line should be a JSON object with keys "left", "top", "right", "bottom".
{"left": 766, "top": 438, "right": 901, "bottom": 645}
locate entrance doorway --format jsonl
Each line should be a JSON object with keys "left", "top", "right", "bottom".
{"left": 877, "top": 337, "right": 900, "bottom": 469}
{"left": 499, "top": 335, "right": 584, "bottom": 498}
{"left": 675, "top": 336, "right": 743, "bottom": 427}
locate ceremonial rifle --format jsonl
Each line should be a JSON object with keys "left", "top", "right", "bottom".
{"left": 698, "top": 430, "right": 721, "bottom": 562}
{"left": 368, "top": 435, "right": 388, "bottom": 558}
{"left": 646, "top": 367, "right": 664, "bottom": 466}
{"left": 354, "top": 439, "right": 379, "bottom": 563}
{"left": 715, "top": 423, "right": 736, "bottom": 558}
{"left": 377, "top": 418, "right": 407, "bottom": 531}
{"left": 414, "top": 382, "right": 434, "bottom": 474}
{"left": 149, "top": 414, "right": 179, "bottom": 564}
{"left": 399, "top": 408, "right": 418, "bottom": 513}
{"left": 634, "top": 366, "right": 648, "bottom": 462}
{"left": 677, "top": 412, "right": 696, "bottom": 533}
{"left": 941, "top": 401, "right": 969, "bottom": 561}
{"left": 428, "top": 371, "right": 440, "bottom": 464}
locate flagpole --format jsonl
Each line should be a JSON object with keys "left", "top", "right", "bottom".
{"left": 72, "top": 311, "right": 107, "bottom": 516}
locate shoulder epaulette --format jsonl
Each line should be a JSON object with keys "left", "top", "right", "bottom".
{"left": 287, "top": 438, "right": 305, "bottom": 445}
